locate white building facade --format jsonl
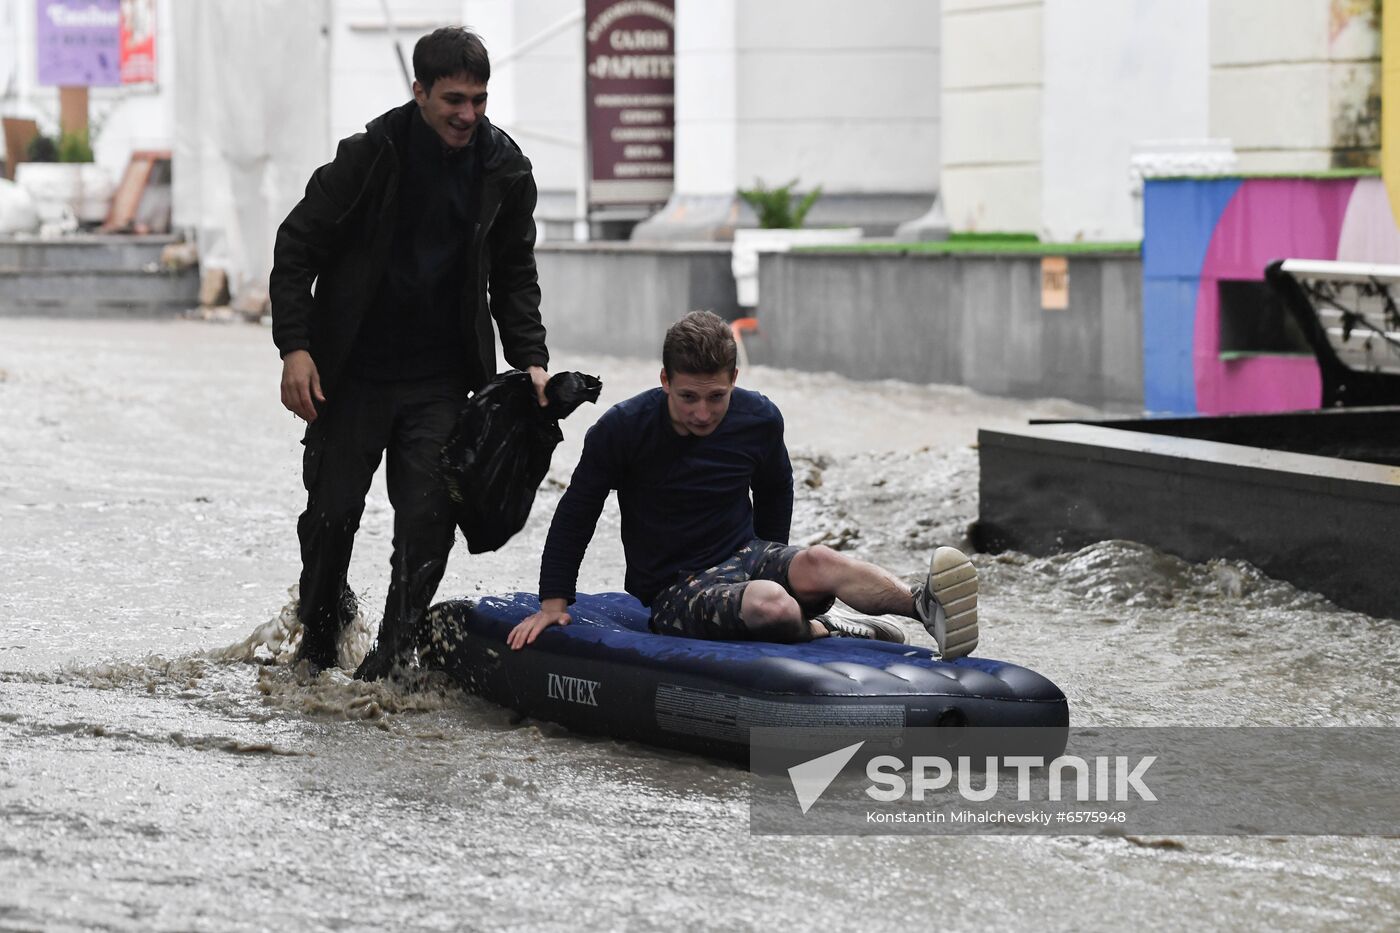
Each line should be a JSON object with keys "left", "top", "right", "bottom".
{"left": 940, "top": 0, "right": 1381, "bottom": 242}
{"left": 2, "top": 1, "right": 1379, "bottom": 293}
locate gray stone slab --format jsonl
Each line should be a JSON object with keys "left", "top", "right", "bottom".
{"left": 975, "top": 420, "right": 1400, "bottom": 619}
{"left": 0, "top": 268, "right": 199, "bottom": 317}
{"left": 0, "top": 235, "right": 179, "bottom": 272}
{"left": 761, "top": 250, "right": 1143, "bottom": 408}
{"left": 535, "top": 243, "right": 738, "bottom": 359}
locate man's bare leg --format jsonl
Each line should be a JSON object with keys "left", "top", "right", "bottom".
{"left": 787, "top": 545, "right": 917, "bottom": 617}
{"left": 737, "top": 579, "right": 885, "bottom": 642}
{"left": 738, "top": 579, "right": 812, "bottom": 642}
{"left": 788, "top": 544, "right": 979, "bottom": 659}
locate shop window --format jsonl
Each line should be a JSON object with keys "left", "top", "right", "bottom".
{"left": 1217, "top": 279, "right": 1311, "bottom": 358}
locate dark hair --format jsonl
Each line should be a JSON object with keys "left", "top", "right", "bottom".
{"left": 413, "top": 27, "right": 491, "bottom": 90}
{"left": 662, "top": 311, "right": 737, "bottom": 377}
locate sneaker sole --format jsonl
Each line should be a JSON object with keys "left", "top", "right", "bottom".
{"left": 929, "top": 546, "right": 978, "bottom": 660}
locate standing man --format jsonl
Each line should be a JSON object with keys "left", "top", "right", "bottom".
{"left": 271, "top": 27, "right": 550, "bottom": 680}
{"left": 507, "top": 311, "right": 981, "bottom": 657}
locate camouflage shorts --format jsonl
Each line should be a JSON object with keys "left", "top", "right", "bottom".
{"left": 647, "top": 539, "right": 836, "bottom": 640}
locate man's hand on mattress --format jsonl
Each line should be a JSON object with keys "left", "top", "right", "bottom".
{"left": 508, "top": 598, "right": 572, "bottom": 650}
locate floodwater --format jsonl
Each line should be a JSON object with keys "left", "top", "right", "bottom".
{"left": 2, "top": 318, "right": 1397, "bottom": 932}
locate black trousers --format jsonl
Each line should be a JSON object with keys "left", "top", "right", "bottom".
{"left": 296, "top": 375, "right": 467, "bottom": 668}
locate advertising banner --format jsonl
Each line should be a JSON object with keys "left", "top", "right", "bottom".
{"left": 36, "top": 0, "right": 122, "bottom": 87}
{"left": 583, "top": 0, "right": 675, "bottom": 207}
{"left": 119, "top": 0, "right": 157, "bottom": 84}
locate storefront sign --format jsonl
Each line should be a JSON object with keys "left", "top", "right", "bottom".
{"left": 36, "top": 0, "right": 121, "bottom": 86}
{"left": 1041, "top": 256, "right": 1069, "bottom": 310}
{"left": 584, "top": 0, "right": 675, "bottom": 207}
{"left": 119, "top": 0, "right": 157, "bottom": 84}
{"left": 36, "top": 0, "right": 152, "bottom": 86}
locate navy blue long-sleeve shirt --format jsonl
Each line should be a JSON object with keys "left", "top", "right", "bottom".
{"left": 538, "top": 386, "right": 794, "bottom": 605}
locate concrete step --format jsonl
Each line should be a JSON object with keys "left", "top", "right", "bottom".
{"left": 0, "top": 234, "right": 197, "bottom": 317}
{"left": 0, "top": 267, "right": 199, "bottom": 318}
{"left": 0, "top": 234, "right": 181, "bottom": 273}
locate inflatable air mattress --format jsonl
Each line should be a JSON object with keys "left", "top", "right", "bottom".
{"left": 423, "top": 592, "right": 1070, "bottom": 762}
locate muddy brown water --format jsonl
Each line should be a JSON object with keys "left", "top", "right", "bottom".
{"left": 2, "top": 320, "right": 1396, "bottom": 931}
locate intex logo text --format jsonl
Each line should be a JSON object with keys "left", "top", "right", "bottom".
{"left": 546, "top": 673, "right": 600, "bottom": 707}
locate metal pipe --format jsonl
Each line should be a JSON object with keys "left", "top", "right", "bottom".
{"left": 376, "top": 0, "right": 413, "bottom": 96}
{"left": 491, "top": 124, "right": 581, "bottom": 149}
{"left": 492, "top": 11, "right": 583, "bottom": 69}
{"left": 489, "top": 7, "right": 590, "bottom": 241}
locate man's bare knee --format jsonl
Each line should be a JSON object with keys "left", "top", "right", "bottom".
{"left": 789, "top": 545, "right": 851, "bottom": 596}
{"left": 740, "top": 581, "right": 806, "bottom": 640}
{"left": 742, "top": 580, "right": 801, "bottom": 626}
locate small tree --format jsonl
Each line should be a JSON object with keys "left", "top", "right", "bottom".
{"left": 738, "top": 178, "right": 823, "bottom": 229}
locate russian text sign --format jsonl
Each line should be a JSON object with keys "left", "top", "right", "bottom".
{"left": 584, "top": 0, "right": 675, "bottom": 207}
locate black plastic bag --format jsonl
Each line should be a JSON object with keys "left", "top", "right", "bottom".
{"left": 441, "top": 369, "right": 602, "bottom": 553}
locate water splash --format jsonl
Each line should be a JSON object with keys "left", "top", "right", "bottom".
{"left": 2, "top": 591, "right": 465, "bottom": 725}
{"left": 990, "top": 540, "right": 1346, "bottom": 614}
{"left": 208, "top": 585, "right": 377, "bottom": 671}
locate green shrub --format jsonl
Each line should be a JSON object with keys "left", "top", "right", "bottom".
{"left": 26, "top": 134, "right": 58, "bottom": 162}
{"left": 57, "top": 130, "right": 94, "bottom": 163}
{"left": 737, "top": 178, "right": 822, "bottom": 229}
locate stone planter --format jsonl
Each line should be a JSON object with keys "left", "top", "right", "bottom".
{"left": 731, "top": 227, "right": 863, "bottom": 307}
{"left": 14, "top": 162, "right": 114, "bottom": 226}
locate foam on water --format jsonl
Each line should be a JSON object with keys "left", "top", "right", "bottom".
{"left": 994, "top": 540, "right": 1343, "bottom": 614}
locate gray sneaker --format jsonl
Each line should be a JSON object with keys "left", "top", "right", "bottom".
{"left": 912, "top": 546, "right": 979, "bottom": 659}
{"left": 817, "top": 615, "right": 908, "bottom": 644}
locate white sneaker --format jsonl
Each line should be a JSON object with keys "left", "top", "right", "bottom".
{"left": 816, "top": 615, "right": 908, "bottom": 644}
{"left": 912, "top": 546, "right": 979, "bottom": 659}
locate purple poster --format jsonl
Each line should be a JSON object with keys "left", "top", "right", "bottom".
{"left": 36, "top": 0, "right": 121, "bottom": 87}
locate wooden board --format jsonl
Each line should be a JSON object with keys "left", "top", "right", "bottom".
{"left": 102, "top": 150, "right": 171, "bottom": 233}
{"left": 2, "top": 117, "right": 39, "bottom": 180}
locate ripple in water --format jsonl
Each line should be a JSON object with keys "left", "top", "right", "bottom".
{"left": 988, "top": 540, "right": 1344, "bottom": 614}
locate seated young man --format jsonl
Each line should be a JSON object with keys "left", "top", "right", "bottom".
{"left": 506, "top": 311, "right": 980, "bottom": 656}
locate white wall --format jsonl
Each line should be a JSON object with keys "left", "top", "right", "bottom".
{"left": 673, "top": 0, "right": 736, "bottom": 195}
{"left": 0, "top": 0, "right": 22, "bottom": 126}
{"left": 735, "top": 0, "right": 938, "bottom": 194}
{"left": 1210, "top": 0, "right": 1380, "bottom": 172}
{"left": 944, "top": 0, "right": 1380, "bottom": 239}
{"left": 1040, "top": 0, "right": 1209, "bottom": 242}
{"left": 493, "top": 0, "right": 584, "bottom": 195}
{"left": 327, "top": 0, "right": 462, "bottom": 152}
{"left": 172, "top": 0, "right": 331, "bottom": 293}
{"left": 940, "top": 0, "right": 1042, "bottom": 233}
{"left": 676, "top": 0, "right": 938, "bottom": 198}
{"left": 325, "top": 1, "right": 585, "bottom": 198}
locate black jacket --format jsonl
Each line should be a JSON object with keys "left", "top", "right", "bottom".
{"left": 270, "top": 102, "right": 548, "bottom": 395}
{"left": 441, "top": 369, "right": 602, "bottom": 553}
